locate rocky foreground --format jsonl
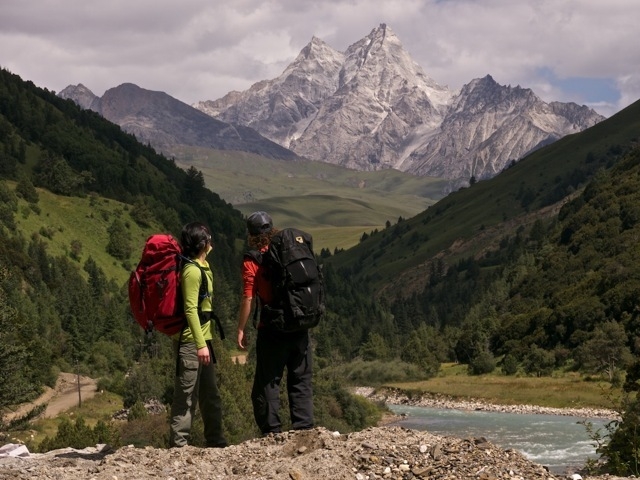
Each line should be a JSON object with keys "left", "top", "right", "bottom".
{"left": 0, "top": 425, "right": 628, "bottom": 480}
{"left": 0, "top": 426, "right": 564, "bottom": 480}
{"left": 0, "top": 387, "right": 628, "bottom": 479}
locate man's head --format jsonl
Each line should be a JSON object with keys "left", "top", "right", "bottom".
{"left": 247, "top": 211, "right": 273, "bottom": 236}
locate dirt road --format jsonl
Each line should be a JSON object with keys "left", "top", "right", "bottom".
{"left": 3, "top": 373, "right": 98, "bottom": 423}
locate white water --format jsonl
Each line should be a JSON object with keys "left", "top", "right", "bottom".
{"left": 388, "top": 404, "right": 610, "bottom": 474}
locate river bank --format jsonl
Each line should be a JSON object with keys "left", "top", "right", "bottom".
{"left": 356, "top": 387, "right": 620, "bottom": 420}
{"left": 357, "top": 386, "right": 633, "bottom": 479}
{"left": 0, "top": 385, "right": 629, "bottom": 479}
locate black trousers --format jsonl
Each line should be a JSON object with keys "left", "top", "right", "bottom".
{"left": 251, "top": 328, "right": 314, "bottom": 434}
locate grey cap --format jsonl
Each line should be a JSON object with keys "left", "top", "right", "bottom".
{"left": 247, "top": 211, "right": 273, "bottom": 235}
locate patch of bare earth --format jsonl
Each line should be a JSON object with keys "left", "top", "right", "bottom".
{"left": 2, "top": 373, "right": 98, "bottom": 424}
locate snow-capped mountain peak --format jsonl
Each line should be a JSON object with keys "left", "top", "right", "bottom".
{"left": 192, "top": 24, "right": 604, "bottom": 184}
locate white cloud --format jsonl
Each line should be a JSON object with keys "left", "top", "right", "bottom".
{"left": 616, "top": 74, "right": 640, "bottom": 114}
{"left": 1, "top": 0, "right": 638, "bottom": 116}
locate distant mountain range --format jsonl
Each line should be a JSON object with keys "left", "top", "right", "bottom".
{"left": 58, "top": 83, "right": 299, "bottom": 162}
{"left": 60, "top": 23, "right": 604, "bottom": 188}
{"left": 194, "top": 24, "right": 604, "bottom": 186}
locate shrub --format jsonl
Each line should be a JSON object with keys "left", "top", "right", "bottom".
{"left": 335, "top": 359, "right": 430, "bottom": 384}
{"left": 37, "top": 417, "right": 120, "bottom": 452}
{"left": 97, "top": 372, "right": 126, "bottom": 396}
{"left": 523, "top": 347, "right": 555, "bottom": 377}
{"left": 313, "top": 377, "right": 384, "bottom": 433}
{"left": 501, "top": 354, "right": 518, "bottom": 376}
{"left": 128, "top": 400, "right": 149, "bottom": 421}
{"left": 468, "top": 350, "right": 496, "bottom": 375}
{"left": 598, "top": 397, "right": 640, "bottom": 476}
{"left": 122, "top": 356, "right": 172, "bottom": 408}
{"left": 15, "top": 177, "right": 39, "bottom": 203}
{"left": 118, "top": 413, "right": 169, "bottom": 448}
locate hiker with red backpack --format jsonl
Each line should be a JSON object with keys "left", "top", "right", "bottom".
{"left": 169, "top": 222, "right": 227, "bottom": 448}
{"left": 236, "top": 211, "right": 323, "bottom": 435}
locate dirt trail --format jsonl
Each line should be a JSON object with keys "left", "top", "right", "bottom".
{"left": 3, "top": 373, "right": 98, "bottom": 423}
{"left": 231, "top": 353, "right": 247, "bottom": 364}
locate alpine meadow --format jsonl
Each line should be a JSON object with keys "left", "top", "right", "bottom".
{"left": 2, "top": 64, "right": 640, "bottom": 475}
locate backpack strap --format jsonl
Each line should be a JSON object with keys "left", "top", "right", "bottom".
{"left": 182, "top": 258, "right": 209, "bottom": 311}
{"left": 244, "top": 250, "right": 263, "bottom": 328}
{"left": 244, "top": 250, "right": 262, "bottom": 265}
{"left": 181, "top": 259, "right": 225, "bottom": 340}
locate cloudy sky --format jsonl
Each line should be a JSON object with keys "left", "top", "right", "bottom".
{"left": 1, "top": 0, "right": 638, "bottom": 118}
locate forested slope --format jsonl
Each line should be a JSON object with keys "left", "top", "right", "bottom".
{"left": 315, "top": 100, "right": 640, "bottom": 381}
{"left": 0, "top": 67, "right": 243, "bottom": 407}
{"left": 0, "top": 68, "right": 381, "bottom": 444}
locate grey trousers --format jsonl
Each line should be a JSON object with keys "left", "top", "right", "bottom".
{"left": 169, "top": 340, "right": 226, "bottom": 447}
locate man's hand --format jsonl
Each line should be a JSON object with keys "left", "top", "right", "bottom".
{"left": 236, "top": 296, "right": 253, "bottom": 350}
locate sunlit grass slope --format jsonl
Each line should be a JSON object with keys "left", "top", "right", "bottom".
{"left": 13, "top": 184, "right": 158, "bottom": 286}
{"left": 173, "top": 147, "right": 449, "bottom": 250}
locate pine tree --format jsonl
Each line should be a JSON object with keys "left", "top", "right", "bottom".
{"left": 0, "top": 272, "right": 33, "bottom": 411}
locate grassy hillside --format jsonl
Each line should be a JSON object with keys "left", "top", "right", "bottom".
{"left": 12, "top": 182, "right": 157, "bottom": 285}
{"left": 327, "top": 98, "right": 640, "bottom": 293}
{"left": 173, "top": 147, "right": 449, "bottom": 251}
{"left": 0, "top": 67, "right": 245, "bottom": 410}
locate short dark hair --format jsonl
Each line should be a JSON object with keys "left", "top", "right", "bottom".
{"left": 180, "top": 222, "right": 211, "bottom": 258}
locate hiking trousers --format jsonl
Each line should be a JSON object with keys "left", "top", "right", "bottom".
{"left": 251, "top": 328, "right": 314, "bottom": 434}
{"left": 169, "top": 340, "right": 226, "bottom": 447}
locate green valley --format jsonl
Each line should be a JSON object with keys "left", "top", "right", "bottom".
{"left": 174, "top": 146, "right": 449, "bottom": 251}
{"left": 3, "top": 65, "right": 640, "bottom": 474}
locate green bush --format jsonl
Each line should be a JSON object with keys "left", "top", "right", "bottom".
{"left": 15, "top": 177, "right": 39, "bottom": 203}
{"left": 97, "top": 372, "right": 126, "bottom": 396}
{"left": 597, "top": 364, "right": 640, "bottom": 475}
{"left": 118, "top": 413, "right": 169, "bottom": 448}
{"left": 37, "top": 417, "right": 120, "bottom": 452}
{"left": 128, "top": 400, "right": 148, "bottom": 421}
{"left": 313, "top": 377, "right": 384, "bottom": 433}
{"left": 334, "top": 358, "right": 430, "bottom": 385}
{"left": 598, "top": 397, "right": 640, "bottom": 476}
{"left": 501, "top": 354, "right": 518, "bottom": 376}
{"left": 468, "top": 351, "right": 496, "bottom": 375}
{"left": 123, "top": 356, "right": 172, "bottom": 408}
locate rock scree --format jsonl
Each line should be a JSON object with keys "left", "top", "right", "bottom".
{"left": 0, "top": 425, "right": 626, "bottom": 480}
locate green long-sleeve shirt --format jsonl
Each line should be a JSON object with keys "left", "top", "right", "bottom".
{"left": 173, "top": 259, "right": 213, "bottom": 349}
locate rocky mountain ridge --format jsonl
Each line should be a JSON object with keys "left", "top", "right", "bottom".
{"left": 195, "top": 24, "right": 604, "bottom": 186}
{"left": 59, "top": 24, "right": 605, "bottom": 189}
{"left": 58, "top": 83, "right": 299, "bottom": 161}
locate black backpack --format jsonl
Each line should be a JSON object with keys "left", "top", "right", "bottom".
{"left": 247, "top": 228, "right": 325, "bottom": 332}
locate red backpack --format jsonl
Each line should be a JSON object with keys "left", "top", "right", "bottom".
{"left": 128, "top": 234, "right": 190, "bottom": 335}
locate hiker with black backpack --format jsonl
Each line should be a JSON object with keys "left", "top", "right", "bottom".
{"left": 236, "top": 211, "right": 323, "bottom": 435}
{"left": 169, "top": 222, "right": 227, "bottom": 448}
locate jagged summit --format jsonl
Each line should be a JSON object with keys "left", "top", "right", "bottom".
{"left": 59, "top": 83, "right": 99, "bottom": 110}
{"left": 194, "top": 24, "right": 604, "bottom": 185}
